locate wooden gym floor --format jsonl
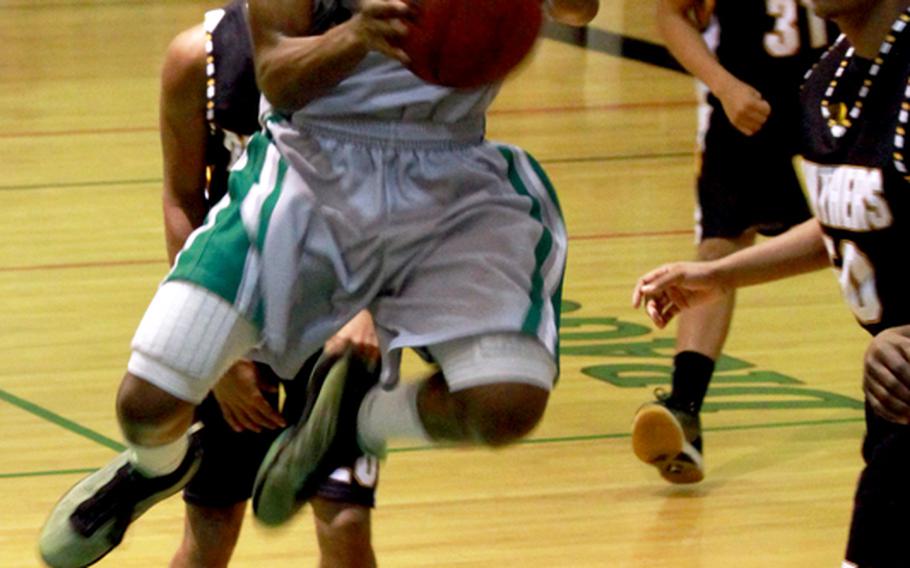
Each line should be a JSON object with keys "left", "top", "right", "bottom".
{"left": 0, "top": 1, "right": 867, "bottom": 566}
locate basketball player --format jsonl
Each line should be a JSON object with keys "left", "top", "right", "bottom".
{"left": 633, "top": 1, "right": 910, "bottom": 563}
{"left": 160, "top": 2, "right": 378, "bottom": 566}
{"left": 630, "top": 0, "right": 836, "bottom": 484}
{"left": 37, "top": 0, "right": 599, "bottom": 565}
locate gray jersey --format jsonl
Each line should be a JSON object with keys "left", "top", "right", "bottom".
{"left": 283, "top": 51, "right": 500, "bottom": 123}
{"left": 261, "top": 0, "right": 500, "bottom": 126}
{"left": 158, "top": 1, "right": 564, "bottom": 388}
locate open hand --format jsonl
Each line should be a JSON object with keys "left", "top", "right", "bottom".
{"left": 212, "top": 359, "right": 287, "bottom": 432}
{"left": 631, "top": 261, "right": 727, "bottom": 328}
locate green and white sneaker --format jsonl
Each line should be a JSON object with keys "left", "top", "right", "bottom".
{"left": 631, "top": 392, "right": 704, "bottom": 484}
{"left": 252, "top": 349, "right": 378, "bottom": 526}
{"left": 39, "top": 432, "right": 202, "bottom": 568}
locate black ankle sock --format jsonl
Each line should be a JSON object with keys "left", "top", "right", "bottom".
{"left": 669, "top": 351, "right": 715, "bottom": 413}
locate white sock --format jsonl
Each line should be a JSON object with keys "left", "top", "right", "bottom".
{"left": 128, "top": 433, "right": 189, "bottom": 477}
{"left": 356, "top": 381, "right": 431, "bottom": 456}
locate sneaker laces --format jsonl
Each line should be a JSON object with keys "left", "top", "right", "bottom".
{"left": 69, "top": 465, "right": 146, "bottom": 544}
{"left": 653, "top": 387, "right": 699, "bottom": 416}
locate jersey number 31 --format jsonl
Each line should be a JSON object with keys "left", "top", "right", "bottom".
{"left": 764, "top": 0, "right": 829, "bottom": 57}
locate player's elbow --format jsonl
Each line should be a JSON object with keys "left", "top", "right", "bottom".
{"left": 255, "top": 60, "right": 300, "bottom": 113}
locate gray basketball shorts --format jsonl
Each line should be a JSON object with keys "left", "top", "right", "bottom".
{"left": 150, "top": 121, "right": 567, "bottom": 392}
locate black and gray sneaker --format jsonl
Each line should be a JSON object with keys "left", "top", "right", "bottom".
{"left": 39, "top": 430, "right": 203, "bottom": 568}
{"left": 631, "top": 391, "right": 704, "bottom": 484}
{"left": 252, "top": 348, "right": 379, "bottom": 527}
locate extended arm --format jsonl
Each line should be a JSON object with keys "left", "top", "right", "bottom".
{"left": 633, "top": 219, "right": 830, "bottom": 327}
{"left": 657, "top": 0, "right": 770, "bottom": 135}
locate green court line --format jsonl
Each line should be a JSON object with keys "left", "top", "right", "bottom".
{"left": 0, "top": 178, "right": 160, "bottom": 192}
{"left": 0, "top": 415, "right": 864, "bottom": 479}
{"left": 386, "top": 415, "right": 866, "bottom": 453}
{"left": 0, "top": 468, "right": 96, "bottom": 480}
{"left": 0, "top": 387, "right": 126, "bottom": 453}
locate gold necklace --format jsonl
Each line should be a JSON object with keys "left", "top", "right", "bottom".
{"left": 820, "top": 12, "right": 910, "bottom": 139}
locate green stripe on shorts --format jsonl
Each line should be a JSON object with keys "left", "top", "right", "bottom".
{"left": 497, "top": 145, "right": 560, "bottom": 337}
{"left": 166, "top": 133, "right": 271, "bottom": 306}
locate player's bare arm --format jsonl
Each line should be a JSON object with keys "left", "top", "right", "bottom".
{"left": 657, "top": 0, "right": 770, "bottom": 136}
{"left": 633, "top": 219, "right": 831, "bottom": 327}
{"left": 546, "top": 0, "right": 599, "bottom": 26}
{"left": 247, "top": 0, "right": 413, "bottom": 112}
{"left": 160, "top": 24, "right": 210, "bottom": 265}
{"left": 865, "top": 325, "right": 910, "bottom": 425}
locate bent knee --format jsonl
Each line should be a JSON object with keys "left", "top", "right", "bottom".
{"left": 116, "top": 372, "right": 194, "bottom": 444}
{"left": 459, "top": 383, "right": 550, "bottom": 447}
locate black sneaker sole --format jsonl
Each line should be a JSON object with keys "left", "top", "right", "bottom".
{"left": 252, "top": 351, "right": 354, "bottom": 526}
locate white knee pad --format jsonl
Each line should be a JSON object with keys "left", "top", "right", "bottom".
{"left": 428, "top": 333, "right": 557, "bottom": 393}
{"left": 128, "top": 281, "right": 259, "bottom": 403}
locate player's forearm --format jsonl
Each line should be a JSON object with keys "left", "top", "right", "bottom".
{"left": 162, "top": 170, "right": 208, "bottom": 264}
{"left": 546, "top": 0, "right": 599, "bottom": 26}
{"left": 656, "top": 0, "right": 738, "bottom": 97}
{"left": 248, "top": 0, "right": 370, "bottom": 112}
{"left": 712, "top": 219, "right": 830, "bottom": 289}
{"left": 255, "top": 24, "right": 372, "bottom": 112}
{"left": 163, "top": 202, "right": 202, "bottom": 266}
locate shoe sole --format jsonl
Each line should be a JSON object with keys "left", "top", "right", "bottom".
{"left": 252, "top": 353, "right": 352, "bottom": 527}
{"left": 659, "top": 440, "right": 704, "bottom": 484}
{"left": 39, "top": 449, "right": 201, "bottom": 568}
{"left": 631, "top": 404, "right": 704, "bottom": 484}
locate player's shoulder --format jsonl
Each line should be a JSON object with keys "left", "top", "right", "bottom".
{"left": 161, "top": 24, "right": 206, "bottom": 103}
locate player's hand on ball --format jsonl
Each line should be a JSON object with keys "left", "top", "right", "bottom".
{"left": 631, "top": 262, "right": 727, "bottom": 328}
{"left": 352, "top": 0, "right": 414, "bottom": 63}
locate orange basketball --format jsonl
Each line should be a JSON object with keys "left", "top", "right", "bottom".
{"left": 400, "top": 0, "right": 544, "bottom": 89}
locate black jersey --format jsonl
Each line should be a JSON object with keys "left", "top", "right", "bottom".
{"left": 204, "top": 0, "right": 260, "bottom": 207}
{"left": 799, "top": 32, "right": 910, "bottom": 336}
{"left": 708, "top": 0, "right": 838, "bottom": 148}
{"left": 203, "top": 0, "right": 354, "bottom": 206}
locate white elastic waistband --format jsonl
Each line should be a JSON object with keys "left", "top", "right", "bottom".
{"left": 281, "top": 115, "right": 486, "bottom": 149}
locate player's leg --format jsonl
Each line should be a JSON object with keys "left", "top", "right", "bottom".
{"left": 631, "top": 230, "right": 754, "bottom": 484}
{"left": 170, "top": 367, "right": 284, "bottom": 568}
{"left": 171, "top": 503, "right": 246, "bottom": 568}
{"left": 312, "top": 498, "right": 376, "bottom": 568}
{"left": 39, "top": 134, "right": 280, "bottom": 568}
{"left": 843, "top": 404, "right": 910, "bottom": 567}
{"left": 631, "top": 110, "right": 766, "bottom": 484}
{"left": 373, "top": 335, "right": 553, "bottom": 448}
{"left": 253, "top": 334, "right": 554, "bottom": 527}
{"left": 39, "top": 282, "right": 259, "bottom": 568}
{"left": 251, "top": 142, "right": 563, "bottom": 526}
